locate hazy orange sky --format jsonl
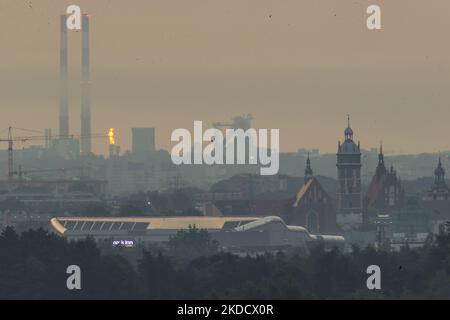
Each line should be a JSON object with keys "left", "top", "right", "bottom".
{"left": 1, "top": 0, "right": 450, "bottom": 155}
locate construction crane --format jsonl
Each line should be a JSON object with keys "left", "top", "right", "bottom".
{"left": 0, "top": 126, "right": 108, "bottom": 180}
{"left": 13, "top": 166, "right": 68, "bottom": 180}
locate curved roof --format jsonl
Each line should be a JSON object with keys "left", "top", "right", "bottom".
{"left": 234, "top": 216, "right": 345, "bottom": 243}
{"left": 51, "top": 215, "right": 345, "bottom": 245}
{"left": 338, "top": 139, "right": 360, "bottom": 154}
{"left": 234, "top": 215, "right": 288, "bottom": 232}
{"left": 51, "top": 216, "right": 259, "bottom": 235}
{"left": 344, "top": 126, "right": 353, "bottom": 136}
{"left": 310, "top": 234, "right": 345, "bottom": 243}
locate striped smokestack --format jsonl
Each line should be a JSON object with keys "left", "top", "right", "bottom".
{"left": 59, "top": 14, "right": 69, "bottom": 137}
{"left": 80, "top": 13, "right": 92, "bottom": 155}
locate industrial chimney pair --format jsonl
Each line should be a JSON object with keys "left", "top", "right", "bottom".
{"left": 59, "top": 13, "right": 91, "bottom": 155}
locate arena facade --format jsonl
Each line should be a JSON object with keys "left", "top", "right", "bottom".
{"left": 50, "top": 215, "right": 344, "bottom": 253}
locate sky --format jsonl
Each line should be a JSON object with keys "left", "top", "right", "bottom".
{"left": 1, "top": 0, "right": 450, "bottom": 155}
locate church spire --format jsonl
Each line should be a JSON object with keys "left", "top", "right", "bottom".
{"left": 304, "top": 153, "right": 313, "bottom": 182}
{"left": 376, "top": 142, "right": 386, "bottom": 177}
{"left": 344, "top": 114, "right": 354, "bottom": 141}
{"left": 434, "top": 153, "right": 446, "bottom": 187}
{"left": 428, "top": 153, "right": 450, "bottom": 199}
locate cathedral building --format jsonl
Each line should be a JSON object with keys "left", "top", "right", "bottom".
{"left": 364, "top": 144, "right": 405, "bottom": 220}
{"left": 336, "top": 117, "right": 363, "bottom": 230}
{"left": 286, "top": 154, "right": 338, "bottom": 233}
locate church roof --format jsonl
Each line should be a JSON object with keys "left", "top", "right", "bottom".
{"left": 338, "top": 140, "right": 360, "bottom": 154}
{"left": 293, "top": 177, "right": 332, "bottom": 208}
{"left": 293, "top": 179, "right": 314, "bottom": 207}
{"left": 366, "top": 161, "right": 402, "bottom": 209}
{"left": 366, "top": 174, "right": 387, "bottom": 208}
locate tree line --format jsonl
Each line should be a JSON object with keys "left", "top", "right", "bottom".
{"left": 1, "top": 226, "right": 450, "bottom": 299}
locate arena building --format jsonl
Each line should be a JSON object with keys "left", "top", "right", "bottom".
{"left": 50, "top": 215, "right": 344, "bottom": 253}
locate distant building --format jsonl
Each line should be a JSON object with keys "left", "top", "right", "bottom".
{"left": 297, "top": 148, "right": 320, "bottom": 157}
{"left": 424, "top": 156, "right": 450, "bottom": 201}
{"left": 50, "top": 215, "right": 345, "bottom": 253}
{"left": 371, "top": 206, "right": 431, "bottom": 252}
{"left": 106, "top": 158, "right": 158, "bottom": 195}
{"left": 54, "top": 138, "right": 80, "bottom": 159}
{"left": 0, "top": 178, "right": 107, "bottom": 213}
{"left": 420, "top": 156, "right": 450, "bottom": 234}
{"left": 195, "top": 174, "right": 292, "bottom": 217}
{"left": 365, "top": 144, "right": 405, "bottom": 220}
{"left": 132, "top": 128, "right": 155, "bottom": 160}
{"left": 285, "top": 154, "right": 338, "bottom": 233}
{"left": 211, "top": 173, "right": 289, "bottom": 196}
{"left": 336, "top": 117, "right": 363, "bottom": 230}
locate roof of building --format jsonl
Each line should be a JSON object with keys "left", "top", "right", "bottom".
{"left": 366, "top": 174, "right": 386, "bottom": 208}
{"left": 338, "top": 139, "right": 360, "bottom": 154}
{"left": 337, "top": 116, "right": 360, "bottom": 154}
{"left": 366, "top": 144, "right": 402, "bottom": 209}
{"left": 50, "top": 215, "right": 346, "bottom": 247}
{"left": 234, "top": 216, "right": 345, "bottom": 243}
{"left": 293, "top": 178, "right": 314, "bottom": 207}
{"left": 51, "top": 216, "right": 260, "bottom": 235}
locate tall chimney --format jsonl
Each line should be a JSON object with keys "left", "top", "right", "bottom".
{"left": 44, "top": 128, "right": 52, "bottom": 149}
{"left": 59, "top": 14, "right": 69, "bottom": 137}
{"left": 80, "top": 13, "right": 92, "bottom": 155}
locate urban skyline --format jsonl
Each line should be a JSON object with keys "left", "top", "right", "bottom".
{"left": 2, "top": 0, "right": 450, "bottom": 155}
{"left": 3, "top": 1, "right": 450, "bottom": 302}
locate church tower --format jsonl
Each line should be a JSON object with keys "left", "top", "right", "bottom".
{"left": 336, "top": 116, "right": 363, "bottom": 230}
{"left": 425, "top": 155, "right": 450, "bottom": 200}
{"left": 375, "top": 143, "right": 387, "bottom": 177}
{"left": 304, "top": 153, "right": 313, "bottom": 182}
